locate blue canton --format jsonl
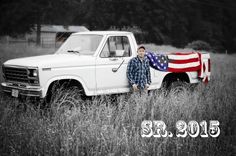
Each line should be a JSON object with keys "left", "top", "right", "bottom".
{"left": 127, "top": 56, "right": 151, "bottom": 90}
{"left": 146, "top": 52, "right": 168, "bottom": 71}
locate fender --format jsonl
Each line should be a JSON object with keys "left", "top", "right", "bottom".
{"left": 43, "top": 75, "right": 93, "bottom": 97}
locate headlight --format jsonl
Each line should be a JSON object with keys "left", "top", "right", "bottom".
{"left": 28, "top": 68, "right": 39, "bottom": 84}
{"left": 28, "top": 69, "right": 38, "bottom": 77}
{"left": 32, "top": 69, "right": 38, "bottom": 77}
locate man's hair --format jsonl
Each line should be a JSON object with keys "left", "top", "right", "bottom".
{"left": 137, "top": 45, "right": 145, "bottom": 50}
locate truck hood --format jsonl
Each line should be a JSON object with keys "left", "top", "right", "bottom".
{"left": 4, "top": 54, "right": 95, "bottom": 68}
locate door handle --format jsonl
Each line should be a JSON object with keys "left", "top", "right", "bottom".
{"left": 112, "top": 59, "right": 125, "bottom": 73}
{"left": 112, "top": 68, "right": 118, "bottom": 72}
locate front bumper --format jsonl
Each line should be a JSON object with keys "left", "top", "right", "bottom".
{"left": 1, "top": 82, "right": 43, "bottom": 98}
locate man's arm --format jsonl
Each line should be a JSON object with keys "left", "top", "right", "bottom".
{"left": 127, "top": 59, "right": 135, "bottom": 85}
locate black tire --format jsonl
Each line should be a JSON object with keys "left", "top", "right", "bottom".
{"left": 42, "top": 81, "right": 84, "bottom": 116}
{"left": 169, "top": 81, "right": 189, "bottom": 92}
{"left": 50, "top": 86, "right": 83, "bottom": 117}
{"left": 167, "top": 81, "right": 191, "bottom": 102}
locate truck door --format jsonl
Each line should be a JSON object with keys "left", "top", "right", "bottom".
{"left": 95, "top": 36, "right": 132, "bottom": 95}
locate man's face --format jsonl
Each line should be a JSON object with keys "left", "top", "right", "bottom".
{"left": 137, "top": 48, "right": 145, "bottom": 59}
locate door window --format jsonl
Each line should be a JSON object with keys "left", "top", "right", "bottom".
{"left": 100, "top": 36, "right": 131, "bottom": 58}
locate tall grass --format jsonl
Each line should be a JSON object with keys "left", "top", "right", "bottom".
{"left": 0, "top": 43, "right": 235, "bottom": 155}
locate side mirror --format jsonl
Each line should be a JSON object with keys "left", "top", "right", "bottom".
{"left": 115, "top": 50, "right": 125, "bottom": 57}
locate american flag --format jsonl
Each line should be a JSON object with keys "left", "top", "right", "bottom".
{"left": 146, "top": 52, "right": 201, "bottom": 72}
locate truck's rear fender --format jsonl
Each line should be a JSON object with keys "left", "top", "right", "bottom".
{"left": 43, "top": 76, "right": 89, "bottom": 98}
{"left": 162, "top": 72, "right": 190, "bottom": 88}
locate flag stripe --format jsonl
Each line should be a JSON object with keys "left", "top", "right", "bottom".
{"left": 169, "top": 52, "right": 196, "bottom": 55}
{"left": 169, "top": 62, "right": 200, "bottom": 69}
{"left": 170, "top": 58, "right": 199, "bottom": 64}
{"left": 168, "top": 66, "right": 201, "bottom": 72}
{"left": 168, "top": 53, "right": 199, "bottom": 60}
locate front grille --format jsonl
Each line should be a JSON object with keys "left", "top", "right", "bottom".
{"left": 3, "top": 66, "right": 38, "bottom": 84}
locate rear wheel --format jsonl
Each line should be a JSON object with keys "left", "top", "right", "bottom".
{"left": 168, "top": 81, "right": 190, "bottom": 102}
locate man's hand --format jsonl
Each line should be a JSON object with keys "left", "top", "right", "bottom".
{"left": 145, "top": 84, "right": 150, "bottom": 90}
{"left": 132, "top": 84, "right": 139, "bottom": 92}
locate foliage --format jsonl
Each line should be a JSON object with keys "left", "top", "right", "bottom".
{"left": 1, "top": 0, "right": 236, "bottom": 52}
{"left": 0, "top": 0, "right": 78, "bottom": 36}
{"left": 185, "top": 40, "right": 212, "bottom": 51}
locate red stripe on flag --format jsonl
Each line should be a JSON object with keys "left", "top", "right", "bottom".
{"left": 167, "top": 65, "right": 201, "bottom": 72}
{"left": 169, "top": 52, "right": 196, "bottom": 55}
{"left": 170, "top": 58, "right": 199, "bottom": 64}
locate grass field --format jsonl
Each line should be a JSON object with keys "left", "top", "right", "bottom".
{"left": 0, "top": 43, "right": 235, "bottom": 155}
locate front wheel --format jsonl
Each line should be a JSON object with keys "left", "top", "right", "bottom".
{"left": 50, "top": 86, "right": 84, "bottom": 117}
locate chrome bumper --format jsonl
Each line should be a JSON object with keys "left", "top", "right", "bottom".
{"left": 1, "top": 82, "right": 43, "bottom": 98}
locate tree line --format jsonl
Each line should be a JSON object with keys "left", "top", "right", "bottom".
{"left": 0, "top": 0, "right": 236, "bottom": 53}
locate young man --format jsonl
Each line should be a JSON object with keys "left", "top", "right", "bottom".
{"left": 127, "top": 45, "right": 151, "bottom": 92}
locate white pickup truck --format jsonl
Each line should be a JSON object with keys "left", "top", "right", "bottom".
{"left": 1, "top": 31, "right": 211, "bottom": 102}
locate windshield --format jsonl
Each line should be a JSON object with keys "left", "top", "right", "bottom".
{"left": 56, "top": 34, "right": 103, "bottom": 55}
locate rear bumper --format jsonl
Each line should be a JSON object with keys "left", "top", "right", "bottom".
{"left": 1, "top": 82, "right": 43, "bottom": 98}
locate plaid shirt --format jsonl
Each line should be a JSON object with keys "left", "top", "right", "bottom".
{"left": 127, "top": 56, "right": 151, "bottom": 89}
